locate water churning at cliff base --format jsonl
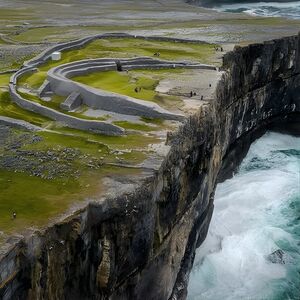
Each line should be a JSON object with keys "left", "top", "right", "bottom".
{"left": 188, "top": 131, "right": 300, "bottom": 300}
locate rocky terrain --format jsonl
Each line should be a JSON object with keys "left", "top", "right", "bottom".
{"left": 0, "top": 1, "right": 300, "bottom": 299}
{"left": 1, "top": 30, "right": 299, "bottom": 299}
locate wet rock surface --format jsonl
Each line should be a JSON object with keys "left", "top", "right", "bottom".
{"left": 267, "top": 249, "right": 286, "bottom": 264}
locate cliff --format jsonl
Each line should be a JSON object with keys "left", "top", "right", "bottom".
{"left": 1, "top": 33, "right": 299, "bottom": 300}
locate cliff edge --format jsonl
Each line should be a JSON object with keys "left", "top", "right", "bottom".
{"left": 1, "top": 33, "right": 299, "bottom": 300}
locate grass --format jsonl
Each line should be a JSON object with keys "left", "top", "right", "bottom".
{"left": 0, "top": 74, "right": 10, "bottom": 87}
{"left": 0, "top": 169, "right": 88, "bottom": 233}
{"left": 73, "top": 70, "right": 159, "bottom": 101}
{"left": 17, "top": 90, "right": 111, "bottom": 121}
{"left": 7, "top": 16, "right": 300, "bottom": 44}
{"left": 24, "top": 129, "right": 154, "bottom": 169}
{"left": 0, "top": 165, "right": 143, "bottom": 234}
{"left": 2, "top": 0, "right": 299, "bottom": 243}
{"left": 44, "top": 127, "right": 160, "bottom": 151}
{"left": 0, "top": 91, "right": 50, "bottom": 126}
{"left": 0, "top": 36, "right": 207, "bottom": 239}
{"left": 18, "top": 37, "right": 216, "bottom": 116}
{"left": 140, "top": 116, "right": 164, "bottom": 125}
{"left": 10, "top": 25, "right": 131, "bottom": 43}
{"left": 17, "top": 70, "right": 47, "bottom": 89}
{"left": 113, "top": 121, "right": 157, "bottom": 131}
{"left": 0, "top": 124, "right": 155, "bottom": 235}
{"left": 39, "top": 38, "right": 217, "bottom": 73}
{"left": 73, "top": 69, "right": 182, "bottom": 107}
{"left": 12, "top": 27, "right": 78, "bottom": 43}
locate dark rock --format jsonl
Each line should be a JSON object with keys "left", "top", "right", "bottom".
{"left": 1, "top": 33, "right": 300, "bottom": 300}
{"left": 267, "top": 249, "right": 286, "bottom": 264}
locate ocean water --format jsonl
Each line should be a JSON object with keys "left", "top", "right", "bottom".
{"left": 213, "top": 1, "right": 300, "bottom": 19}
{"left": 188, "top": 131, "right": 300, "bottom": 300}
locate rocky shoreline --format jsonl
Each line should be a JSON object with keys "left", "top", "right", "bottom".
{"left": 0, "top": 33, "right": 299, "bottom": 300}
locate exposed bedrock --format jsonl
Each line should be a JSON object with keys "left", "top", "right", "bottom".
{"left": 1, "top": 33, "right": 299, "bottom": 300}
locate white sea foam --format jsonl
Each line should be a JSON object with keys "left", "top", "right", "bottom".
{"left": 215, "top": 1, "right": 300, "bottom": 19}
{"left": 188, "top": 132, "right": 300, "bottom": 300}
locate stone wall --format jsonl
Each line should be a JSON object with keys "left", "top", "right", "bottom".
{"left": 47, "top": 57, "right": 212, "bottom": 120}
{"left": 14, "top": 34, "right": 217, "bottom": 128}
{"left": 23, "top": 33, "right": 212, "bottom": 68}
{"left": 9, "top": 69, "right": 124, "bottom": 136}
{"left": 1, "top": 33, "right": 299, "bottom": 300}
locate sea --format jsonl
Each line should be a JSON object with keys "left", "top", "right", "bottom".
{"left": 187, "top": 132, "right": 300, "bottom": 299}
{"left": 200, "top": 0, "right": 300, "bottom": 19}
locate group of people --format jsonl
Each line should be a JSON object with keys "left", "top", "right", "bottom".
{"left": 134, "top": 87, "right": 142, "bottom": 93}
{"left": 215, "top": 46, "right": 224, "bottom": 52}
{"left": 190, "top": 91, "right": 197, "bottom": 97}
{"left": 190, "top": 83, "right": 212, "bottom": 99}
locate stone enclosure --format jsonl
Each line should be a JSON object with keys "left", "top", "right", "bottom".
{"left": 1, "top": 33, "right": 299, "bottom": 300}
{"left": 9, "top": 33, "right": 216, "bottom": 135}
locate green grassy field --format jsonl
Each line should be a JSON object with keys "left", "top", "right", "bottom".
{"left": 0, "top": 124, "right": 158, "bottom": 235}
{"left": 39, "top": 38, "right": 217, "bottom": 72}
{"left": 73, "top": 69, "right": 183, "bottom": 106}
{"left": 18, "top": 37, "right": 214, "bottom": 116}
{"left": 0, "top": 36, "right": 213, "bottom": 238}
{"left": 0, "top": 166, "right": 143, "bottom": 234}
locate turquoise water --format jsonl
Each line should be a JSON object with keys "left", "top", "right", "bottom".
{"left": 188, "top": 132, "right": 300, "bottom": 300}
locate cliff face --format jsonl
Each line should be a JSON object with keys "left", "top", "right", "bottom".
{"left": 1, "top": 34, "right": 300, "bottom": 300}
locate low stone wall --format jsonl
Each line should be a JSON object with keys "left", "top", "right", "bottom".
{"left": 60, "top": 91, "right": 82, "bottom": 111}
{"left": 23, "top": 33, "right": 211, "bottom": 68}
{"left": 46, "top": 57, "right": 214, "bottom": 120}
{"left": 0, "top": 116, "right": 41, "bottom": 131}
{"left": 11, "top": 33, "right": 217, "bottom": 133}
{"left": 9, "top": 71, "right": 124, "bottom": 136}
{"left": 1, "top": 34, "right": 299, "bottom": 300}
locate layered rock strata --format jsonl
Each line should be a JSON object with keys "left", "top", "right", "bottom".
{"left": 1, "top": 33, "right": 299, "bottom": 300}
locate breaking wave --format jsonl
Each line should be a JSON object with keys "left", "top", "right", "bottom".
{"left": 188, "top": 131, "right": 300, "bottom": 300}
{"left": 214, "top": 1, "right": 300, "bottom": 19}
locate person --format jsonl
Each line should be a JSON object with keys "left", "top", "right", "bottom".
{"left": 201, "top": 95, "right": 204, "bottom": 100}
{"left": 134, "top": 87, "right": 138, "bottom": 93}
{"left": 193, "top": 92, "right": 196, "bottom": 96}
{"left": 221, "top": 47, "right": 224, "bottom": 52}
{"left": 12, "top": 212, "right": 16, "bottom": 219}
{"left": 190, "top": 91, "right": 193, "bottom": 97}
{"left": 209, "top": 84, "right": 212, "bottom": 87}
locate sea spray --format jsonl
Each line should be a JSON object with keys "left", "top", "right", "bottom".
{"left": 188, "top": 131, "right": 300, "bottom": 300}
{"left": 214, "top": 1, "right": 300, "bottom": 19}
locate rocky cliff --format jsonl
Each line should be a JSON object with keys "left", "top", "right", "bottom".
{"left": 1, "top": 33, "right": 299, "bottom": 300}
